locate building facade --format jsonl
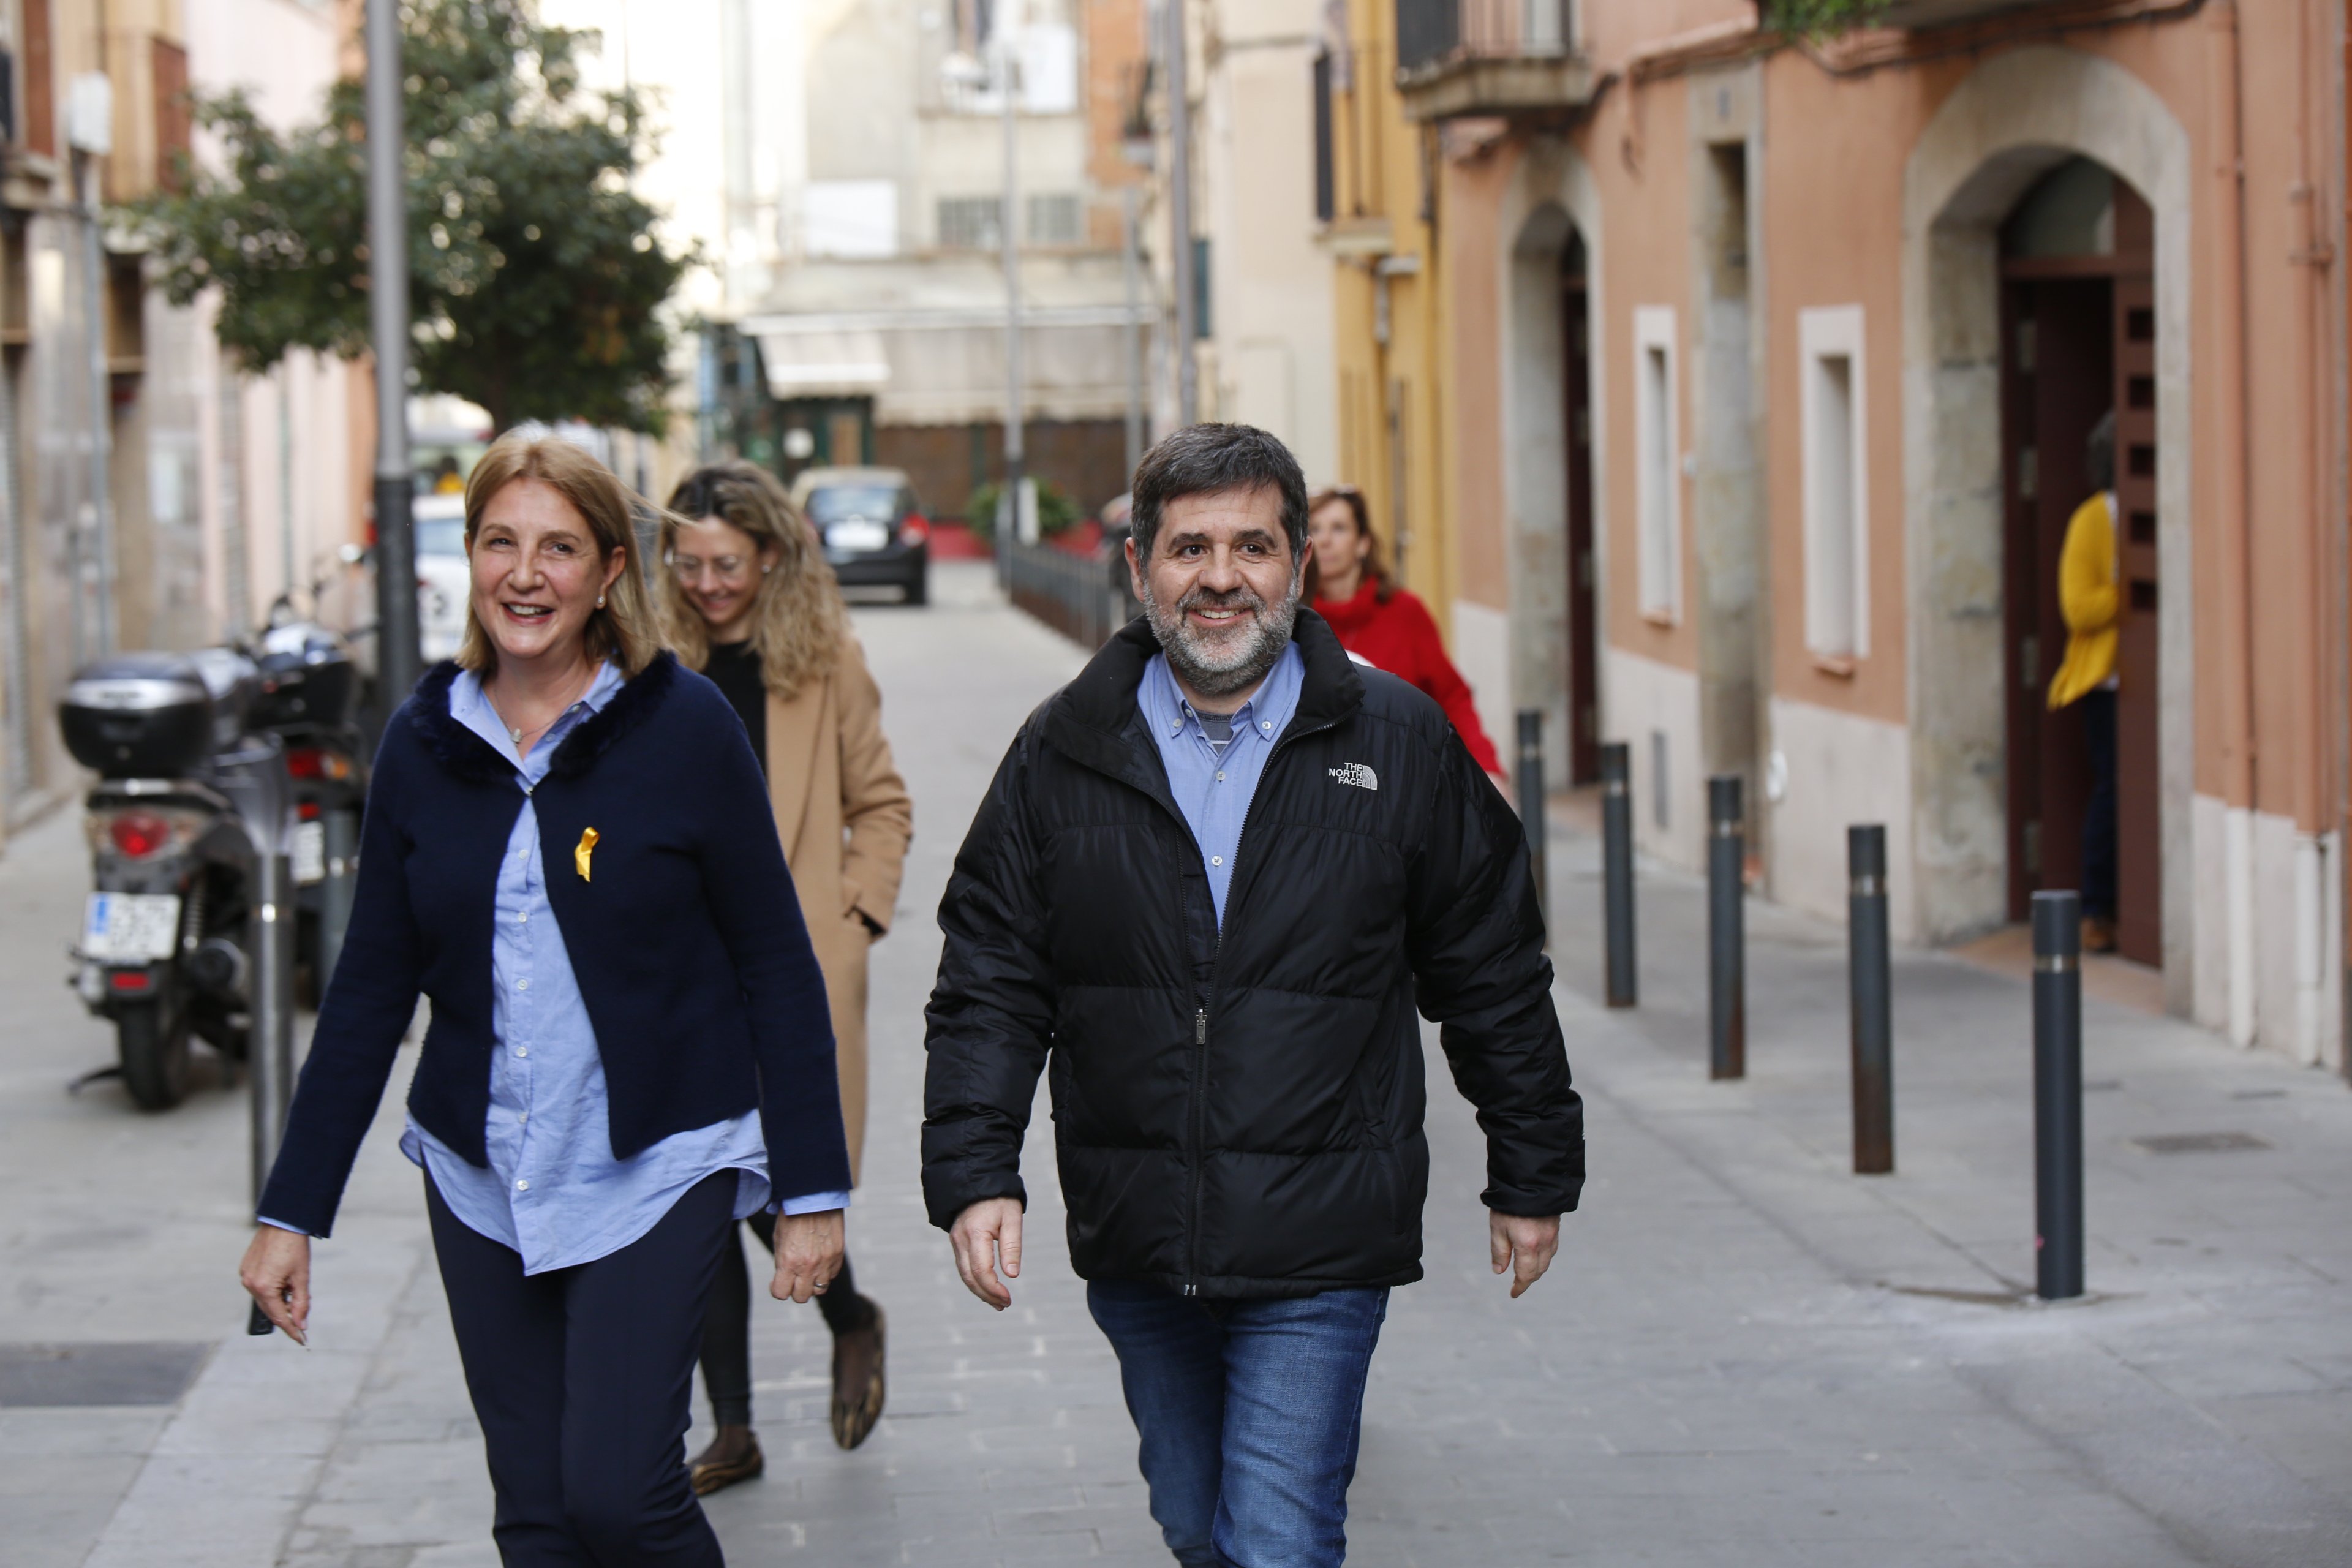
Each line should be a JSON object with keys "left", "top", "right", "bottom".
{"left": 1360, "top": 0, "right": 2347, "bottom": 1068}
{"left": 0, "top": 0, "right": 366, "bottom": 835}
{"left": 1141, "top": 0, "right": 1341, "bottom": 486}
{"left": 701, "top": 0, "right": 1152, "bottom": 523}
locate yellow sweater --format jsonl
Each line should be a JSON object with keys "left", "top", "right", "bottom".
{"left": 2047, "top": 491, "right": 2119, "bottom": 710}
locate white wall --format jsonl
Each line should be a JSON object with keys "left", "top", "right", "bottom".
{"left": 1453, "top": 600, "right": 1512, "bottom": 767}
{"left": 1766, "top": 696, "right": 1917, "bottom": 943}
{"left": 1200, "top": 0, "right": 1338, "bottom": 483}
{"left": 1605, "top": 648, "right": 1702, "bottom": 871}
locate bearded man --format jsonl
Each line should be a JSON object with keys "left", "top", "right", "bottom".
{"left": 922, "top": 423, "right": 1584, "bottom": 1568}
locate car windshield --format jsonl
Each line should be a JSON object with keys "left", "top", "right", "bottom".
{"left": 804, "top": 486, "right": 900, "bottom": 524}
{"left": 417, "top": 516, "right": 469, "bottom": 557}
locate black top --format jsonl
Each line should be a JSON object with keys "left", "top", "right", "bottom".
{"left": 921, "top": 611, "right": 1582, "bottom": 1298}
{"left": 703, "top": 640, "right": 767, "bottom": 776}
{"left": 257, "top": 653, "right": 848, "bottom": 1238}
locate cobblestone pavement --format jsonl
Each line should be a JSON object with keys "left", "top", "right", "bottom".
{"left": 7, "top": 562, "right": 2350, "bottom": 1566}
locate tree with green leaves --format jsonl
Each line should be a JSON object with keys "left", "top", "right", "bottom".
{"left": 134, "top": 0, "right": 692, "bottom": 434}
{"left": 1760, "top": 0, "right": 1893, "bottom": 36}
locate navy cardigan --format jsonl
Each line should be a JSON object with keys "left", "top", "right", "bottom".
{"left": 257, "top": 652, "right": 850, "bottom": 1238}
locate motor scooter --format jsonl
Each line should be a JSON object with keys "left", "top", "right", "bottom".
{"left": 60, "top": 649, "right": 268, "bottom": 1109}
{"left": 250, "top": 616, "right": 369, "bottom": 1003}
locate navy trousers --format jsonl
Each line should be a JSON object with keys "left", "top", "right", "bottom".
{"left": 428, "top": 1169, "right": 735, "bottom": 1566}
{"left": 2079, "top": 687, "right": 2118, "bottom": 921}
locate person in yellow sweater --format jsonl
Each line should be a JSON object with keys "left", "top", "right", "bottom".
{"left": 2047, "top": 412, "right": 2119, "bottom": 953}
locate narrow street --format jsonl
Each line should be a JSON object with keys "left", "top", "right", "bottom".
{"left": 6, "top": 564, "right": 2350, "bottom": 1566}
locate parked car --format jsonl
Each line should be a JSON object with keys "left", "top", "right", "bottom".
{"left": 788, "top": 466, "right": 930, "bottom": 606}
{"left": 414, "top": 494, "right": 471, "bottom": 662}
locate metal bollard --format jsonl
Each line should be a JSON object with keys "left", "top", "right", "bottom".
{"left": 1516, "top": 710, "right": 1548, "bottom": 934}
{"left": 249, "top": 833, "right": 298, "bottom": 1207}
{"left": 1600, "top": 741, "right": 1637, "bottom": 1008}
{"left": 2032, "top": 889, "right": 2085, "bottom": 1300}
{"left": 1707, "top": 777, "right": 1745, "bottom": 1079}
{"left": 1849, "top": 825, "right": 1894, "bottom": 1174}
{"left": 319, "top": 808, "right": 358, "bottom": 1004}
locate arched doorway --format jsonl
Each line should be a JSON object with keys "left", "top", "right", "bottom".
{"left": 1901, "top": 46, "right": 2192, "bottom": 990}
{"left": 1498, "top": 141, "right": 1607, "bottom": 793}
{"left": 1999, "top": 158, "right": 2162, "bottom": 965}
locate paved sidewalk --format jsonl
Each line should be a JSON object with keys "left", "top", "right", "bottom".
{"left": 9, "top": 563, "right": 2349, "bottom": 1565}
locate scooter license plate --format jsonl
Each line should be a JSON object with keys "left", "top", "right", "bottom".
{"left": 293, "top": 820, "right": 326, "bottom": 885}
{"left": 83, "top": 893, "right": 181, "bottom": 962}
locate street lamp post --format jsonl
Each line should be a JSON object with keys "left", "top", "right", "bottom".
{"left": 1000, "top": 24, "right": 1027, "bottom": 541}
{"left": 1166, "top": 0, "right": 1196, "bottom": 426}
{"left": 368, "top": 0, "right": 421, "bottom": 706}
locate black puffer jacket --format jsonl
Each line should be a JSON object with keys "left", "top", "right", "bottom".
{"left": 922, "top": 611, "right": 1583, "bottom": 1297}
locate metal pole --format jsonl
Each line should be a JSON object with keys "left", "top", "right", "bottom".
{"left": 1708, "top": 776, "right": 1745, "bottom": 1080}
{"left": 2032, "top": 888, "right": 2085, "bottom": 1300}
{"left": 279, "top": 376, "right": 297, "bottom": 609}
{"left": 1601, "top": 740, "right": 1637, "bottom": 1008}
{"left": 81, "top": 151, "right": 115, "bottom": 655}
{"left": 999, "top": 28, "right": 1025, "bottom": 526}
{"left": 1516, "top": 709, "right": 1548, "bottom": 935}
{"left": 243, "top": 755, "right": 297, "bottom": 1207}
{"left": 367, "top": 0, "right": 421, "bottom": 705}
{"left": 318, "top": 808, "right": 358, "bottom": 1003}
{"left": 1121, "top": 183, "right": 1145, "bottom": 478}
{"left": 1166, "top": 0, "right": 1196, "bottom": 426}
{"left": 1849, "top": 824, "right": 1894, "bottom": 1172}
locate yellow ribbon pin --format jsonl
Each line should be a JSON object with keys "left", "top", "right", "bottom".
{"left": 575, "top": 827, "right": 600, "bottom": 882}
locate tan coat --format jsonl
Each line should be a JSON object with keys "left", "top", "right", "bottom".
{"left": 761, "top": 632, "right": 911, "bottom": 1186}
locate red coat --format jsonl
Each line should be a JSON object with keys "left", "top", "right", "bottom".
{"left": 1311, "top": 581, "right": 1504, "bottom": 774}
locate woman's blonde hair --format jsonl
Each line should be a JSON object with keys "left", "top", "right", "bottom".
{"left": 657, "top": 462, "right": 845, "bottom": 700}
{"left": 456, "top": 434, "right": 664, "bottom": 678}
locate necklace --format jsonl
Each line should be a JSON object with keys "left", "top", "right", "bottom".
{"left": 487, "top": 663, "right": 597, "bottom": 751}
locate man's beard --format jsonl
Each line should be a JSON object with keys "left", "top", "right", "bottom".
{"left": 1142, "top": 573, "right": 1300, "bottom": 699}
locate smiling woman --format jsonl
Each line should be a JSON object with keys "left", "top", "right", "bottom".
{"left": 456, "top": 437, "right": 664, "bottom": 696}
{"left": 239, "top": 431, "right": 853, "bottom": 1566}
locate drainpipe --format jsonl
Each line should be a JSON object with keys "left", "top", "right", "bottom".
{"left": 2210, "top": 0, "right": 2259, "bottom": 1048}
{"left": 2289, "top": 0, "right": 2340, "bottom": 1068}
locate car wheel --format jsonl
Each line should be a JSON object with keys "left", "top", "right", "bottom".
{"left": 905, "top": 572, "right": 929, "bottom": 607}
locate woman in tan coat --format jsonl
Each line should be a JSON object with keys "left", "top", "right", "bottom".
{"left": 658, "top": 462, "right": 912, "bottom": 1487}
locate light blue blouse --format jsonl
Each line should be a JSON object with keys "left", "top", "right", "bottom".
{"left": 267, "top": 661, "right": 846, "bottom": 1273}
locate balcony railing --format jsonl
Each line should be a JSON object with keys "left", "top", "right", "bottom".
{"left": 1393, "top": 0, "right": 1594, "bottom": 123}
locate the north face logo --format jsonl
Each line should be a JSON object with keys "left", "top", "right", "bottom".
{"left": 1329, "top": 763, "right": 1378, "bottom": 791}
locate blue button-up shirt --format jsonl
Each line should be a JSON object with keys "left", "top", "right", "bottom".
{"left": 273, "top": 663, "right": 843, "bottom": 1273}
{"left": 1138, "top": 643, "right": 1304, "bottom": 925}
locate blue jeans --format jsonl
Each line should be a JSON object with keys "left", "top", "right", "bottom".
{"left": 1087, "top": 1280, "right": 1389, "bottom": 1568}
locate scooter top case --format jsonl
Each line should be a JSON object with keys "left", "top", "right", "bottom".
{"left": 250, "top": 621, "right": 361, "bottom": 733}
{"left": 59, "top": 648, "right": 258, "bottom": 779}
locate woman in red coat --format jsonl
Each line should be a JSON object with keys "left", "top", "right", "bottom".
{"left": 1306, "top": 486, "right": 1504, "bottom": 775}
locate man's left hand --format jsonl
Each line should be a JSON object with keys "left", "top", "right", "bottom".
{"left": 771, "top": 1208, "right": 846, "bottom": 1304}
{"left": 1489, "top": 1210, "right": 1561, "bottom": 1298}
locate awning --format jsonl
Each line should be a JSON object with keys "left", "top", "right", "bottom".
{"left": 757, "top": 327, "right": 891, "bottom": 399}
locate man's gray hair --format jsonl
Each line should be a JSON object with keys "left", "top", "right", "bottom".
{"left": 1129, "top": 423, "right": 1310, "bottom": 566}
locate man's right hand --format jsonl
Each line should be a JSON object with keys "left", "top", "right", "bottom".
{"left": 948, "top": 1197, "right": 1025, "bottom": 1311}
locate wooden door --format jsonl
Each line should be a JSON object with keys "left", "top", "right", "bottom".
{"left": 2003, "top": 276, "right": 2113, "bottom": 919}
{"left": 1999, "top": 177, "right": 2160, "bottom": 962}
{"left": 2109, "top": 194, "right": 2161, "bottom": 963}
{"left": 1562, "top": 235, "right": 1599, "bottom": 785}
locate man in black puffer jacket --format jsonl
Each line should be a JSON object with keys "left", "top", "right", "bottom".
{"left": 924, "top": 424, "right": 1583, "bottom": 1568}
